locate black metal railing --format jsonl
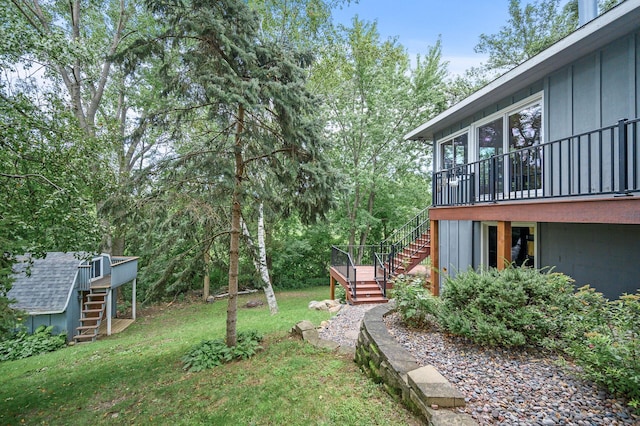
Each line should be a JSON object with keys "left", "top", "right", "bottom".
{"left": 379, "top": 207, "right": 430, "bottom": 277}
{"left": 330, "top": 211, "right": 432, "bottom": 301}
{"left": 433, "top": 118, "right": 640, "bottom": 207}
{"left": 331, "top": 245, "right": 358, "bottom": 299}
{"left": 373, "top": 252, "right": 387, "bottom": 298}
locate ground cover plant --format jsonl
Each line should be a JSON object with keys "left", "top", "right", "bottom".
{"left": 182, "top": 330, "right": 264, "bottom": 372}
{"left": 0, "top": 287, "right": 421, "bottom": 425}
{"left": 0, "top": 325, "right": 66, "bottom": 362}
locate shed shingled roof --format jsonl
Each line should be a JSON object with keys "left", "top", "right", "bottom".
{"left": 8, "top": 252, "right": 85, "bottom": 314}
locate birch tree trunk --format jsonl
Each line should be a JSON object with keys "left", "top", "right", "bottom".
{"left": 257, "top": 203, "right": 278, "bottom": 314}
{"left": 240, "top": 206, "right": 278, "bottom": 314}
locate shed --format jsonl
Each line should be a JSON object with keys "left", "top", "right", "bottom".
{"left": 9, "top": 252, "right": 138, "bottom": 343}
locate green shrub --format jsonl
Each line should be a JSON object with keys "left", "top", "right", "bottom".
{"left": 334, "top": 285, "right": 346, "bottom": 304}
{"left": 391, "top": 275, "right": 440, "bottom": 328}
{"left": 0, "top": 325, "right": 67, "bottom": 362}
{"left": 438, "top": 266, "right": 575, "bottom": 347}
{"left": 182, "top": 330, "right": 263, "bottom": 372}
{"left": 563, "top": 287, "right": 640, "bottom": 404}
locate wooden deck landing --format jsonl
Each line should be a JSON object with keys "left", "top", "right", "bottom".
{"left": 98, "top": 318, "right": 134, "bottom": 337}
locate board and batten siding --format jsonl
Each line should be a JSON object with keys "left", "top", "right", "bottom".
{"left": 437, "top": 220, "right": 474, "bottom": 291}
{"left": 539, "top": 223, "right": 640, "bottom": 300}
{"left": 546, "top": 30, "right": 639, "bottom": 139}
{"left": 544, "top": 30, "right": 639, "bottom": 195}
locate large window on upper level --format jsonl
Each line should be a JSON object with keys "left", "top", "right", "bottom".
{"left": 437, "top": 93, "right": 543, "bottom": 171}
{"left": 436, "top": 94, "right": 543, "bottom": 198}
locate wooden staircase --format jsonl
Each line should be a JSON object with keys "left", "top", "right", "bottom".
{"left": 349, "top": 282, "right": 388, "bottom": 305}
{"left": 73, "top": 287, "right": 108, "bottom": 343}
{"left": 330, "top": 208, "right": 431, "bottom": 305}
{"left": 388, "top": 233, "right": 431, "bottom": 276}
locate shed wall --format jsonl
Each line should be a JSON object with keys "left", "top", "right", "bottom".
{"left": 25, "top": 313, "right": 67, "bottom": 338}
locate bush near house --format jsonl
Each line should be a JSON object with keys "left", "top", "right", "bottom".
{"left": 392, "top": 267, "right": 640, "bottom": 407}
{"left": 563, "top": 286, "right": 640, "bottom": 404}
{"left": 0, "top": 325, "right": 66, "bottom": 362}
{"left": 438, "top": 267, "right": 576, "bottom": 347}
{"left": 392, "top": 275, "right": 440, "bottom": 328}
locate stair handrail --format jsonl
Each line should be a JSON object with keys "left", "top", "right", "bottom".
{"left": 373, "top": 252, "right": 387, "bottom": 298}
{"left": 379, "top": 207, "right": 430, "bottom": 276}
{"left": 331, "top": 245, "right": 358, "bottom": 300}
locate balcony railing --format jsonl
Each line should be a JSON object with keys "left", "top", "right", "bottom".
{"left": 433, "top": 118, "right": 640, "bottom": 207}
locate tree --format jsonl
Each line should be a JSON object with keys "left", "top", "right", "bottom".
{"left": 7, "top": 0, "right": 169, "bottom": 257}
{"left": 143, "top": 0, "right": 334, "bottom": 346}
{"left": 475, "top": 0, "right": 578, "bottom": 75}
{"left": 0, "top": 83, "right": 103, "bottom": 337}
{"left": 312, "top": 18, "right": 446, "bottom": 258}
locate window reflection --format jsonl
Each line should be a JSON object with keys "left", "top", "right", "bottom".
{"left": 509, "top": 104, "right": 542, "bottom": 191}
{"left": 478, "top": 118, "right": 503, "bottom": 160}
{"left": 440, "top": 133, "right": 468, "bottom": 170}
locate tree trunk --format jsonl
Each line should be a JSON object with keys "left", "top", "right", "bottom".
{"left": 203, "top": 249, "right": 211, "bottom": 301}
{"left": 241, "top": 212, "right": 278, "bottom": 314}
{"left": 357, "top": 189, "right": 376, "bottom": 262}
{"left": 257, "top": 203, "right": 278, "bottom": 314}
{"left": 226, "top": 104, "right": 245, "bottom": 348}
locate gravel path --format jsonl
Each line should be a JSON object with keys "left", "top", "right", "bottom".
{"left": 317, "top": 304, "right": 639, "bottom": 426}
{"left": 318, "top": 304, "right": 375, "bottom": 348}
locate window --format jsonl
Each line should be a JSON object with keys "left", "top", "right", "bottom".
{"left": 439, "top": 133, "right": 468, "bottom": 170}
{"left": 90, "top": 258, "right": 102, "bottom": 280}
{"left": 474, "top": 96, "right": 543, "bottom": 197}
{"left": 508, "top": 103, "right": 542, "bottom": 192}
{"left": 434, "top": 93, "right": 543, "bottom": 201}
{"left": 478, "top": 117, "right": 503, "bottom": 159}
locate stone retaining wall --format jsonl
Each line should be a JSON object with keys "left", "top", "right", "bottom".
{"left": 355, "top": 302, "right": 476, "bottom": 426}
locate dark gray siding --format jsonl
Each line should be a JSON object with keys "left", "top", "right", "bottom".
{"left": 438, "top": 220, "right": 474, "bottom": 291}
{"left": 539, "top": 223, "right": 640, "bottom": 299}
{"left": 546, "top": 30, "right": 639, "bottom": 139}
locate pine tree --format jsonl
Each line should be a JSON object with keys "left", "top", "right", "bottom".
{"left": 144, "top": 0, "right": 334, "bottom": 346}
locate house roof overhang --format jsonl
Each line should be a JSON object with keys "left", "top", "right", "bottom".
{"left": 404, "top": 0, "right": 640, "bottom": 142}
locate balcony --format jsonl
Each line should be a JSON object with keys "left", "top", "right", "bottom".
{"left": 433, "top": 118, "right": 640, "bottom": 208}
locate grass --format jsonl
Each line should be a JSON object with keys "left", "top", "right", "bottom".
{"left": 0, "top": 287, "right": 421, "bottom": 425}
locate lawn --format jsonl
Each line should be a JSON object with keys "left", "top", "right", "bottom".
{"left": 0, "top": 287, "right": 421, "bottom": 425}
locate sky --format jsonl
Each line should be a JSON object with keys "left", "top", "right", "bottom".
{"left": 332, "top": 0, "right": 514, "bottom": 76}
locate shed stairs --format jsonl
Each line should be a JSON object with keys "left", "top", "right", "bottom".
{"left": 73, "top": 286, "right": 108, "bottom": 343}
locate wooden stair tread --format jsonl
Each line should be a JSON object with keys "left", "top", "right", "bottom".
{"left": 76, "top": 325, "right": 99, "bottom": 330}
{"left": 73, "top": 334, "right": 96, "bottom": 341}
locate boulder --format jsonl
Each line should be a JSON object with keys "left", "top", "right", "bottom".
{"left": 245, "top": 300, "right": 264, "bottom": 308}
{"left": 308, "top": 299, "right": 342, "bottom": 312}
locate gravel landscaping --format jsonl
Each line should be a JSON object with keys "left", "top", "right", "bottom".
{"left": 318, "top": 303, "right": 640, "bottom": 426}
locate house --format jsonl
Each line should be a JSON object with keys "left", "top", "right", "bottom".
{"left": 330, "top": 0, "right": 639, "bottom": 303}
{"left": 404, "top": 0, "right": 640, "bottom": 300}
{"left": 9, "top": 252, "right": 139, "bottom": 343}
